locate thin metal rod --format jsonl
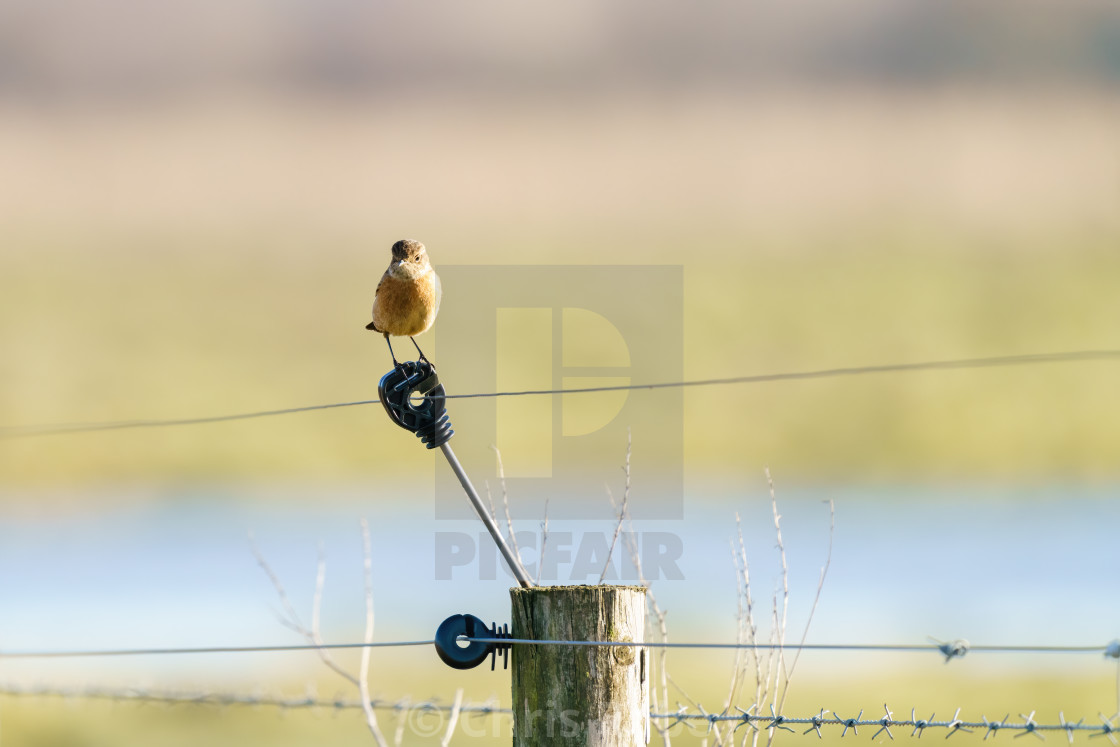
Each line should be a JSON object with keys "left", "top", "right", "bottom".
{"left": 439, "top": 442, "right": 534, "bottom": 588}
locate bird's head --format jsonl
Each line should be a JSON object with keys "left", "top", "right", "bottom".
{"left": 391, "top": 239, "right": 428, "bottom": 266}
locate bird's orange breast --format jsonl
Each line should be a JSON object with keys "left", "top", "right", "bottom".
{"left": 372, "top": 271, "right": 441, "bottom": 337}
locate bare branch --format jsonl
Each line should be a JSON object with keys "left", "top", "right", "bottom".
{"left": 483, "top": 479, "right": 498, "bottom": 522}
{"left": 760, "top": 468, "right": 791, "bottom": 747}
{"left": 665, "top": 671, "right": 705, "bottom": 718}
{"left": 249, "top": 532, "right": 307, "bottom": 632}
{"left": 777, "top": 498, "right": 835, "bottom": 712}
{"left": 600, "top": 428, "right": 632, "bottom": 584}
{"left": 392, "top": 696, "right": 410, "bottom": 747}
{"left": 490, "top": 445, "right": 522, "bottom": 562}
{"left": 722, "top": 512, "right": 761, "bottom": 742}
{"left": 312, "top": 543, "right": 326, "bottom": 644}
{"left": 358, "top": 518, "right": 389, "bottom": 746}
{"left": 537, "top": 498, "right": 550, "bottom": 586}
{"left": 767, "top": 468, "right": 791, "bottom": 687}
{"left": 441, "top": 688, "right": 464, "bottom": 746}
{"left": 250, "top": 532, "right": 358, "bottom": 687}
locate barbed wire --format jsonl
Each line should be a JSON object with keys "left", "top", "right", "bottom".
{"left": 0, "top": 682, "right": 508, "bottom": 715}
{"left": 2, "top": 349, "right": 1117, "bottom": 439}
{"left": 649, "top": 704, "right": 1120, "bottom": 742}
{"left": 2, "top": 684, "right": 1117, "bottom": 742}
{"left": 3, "top": 637, "right": 1117, "bottom": 661}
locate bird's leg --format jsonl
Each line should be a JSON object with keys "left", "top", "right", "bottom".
{"left": 384, "top": 333, "right": 402, "bottom": 368}
{"left": 409, "top": 337, "right": 430, "bottom": 364}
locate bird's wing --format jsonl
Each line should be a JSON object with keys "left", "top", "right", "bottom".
{"left": 431, "top": 271, "right": 442, "bottom": 317}
{"left": 366, "top": 269, "right": 392, "bottom": 331}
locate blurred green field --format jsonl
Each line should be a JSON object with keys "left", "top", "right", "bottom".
{"left": 2, "top": 92, "right": 1119, "bottom": 490}
{"left": 1, "top": 220, "right": 1118, "bottom": 486}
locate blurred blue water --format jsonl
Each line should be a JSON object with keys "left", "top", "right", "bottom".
{"left": 0, "top": 482, "right": 1116, "bottom": 681}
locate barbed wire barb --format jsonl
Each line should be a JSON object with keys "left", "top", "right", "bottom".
{"left": 947, "top": 707, "right": 974, "bottom": 738}
{"left": 1090, "top": 713, "right": 1118, "bottom": 745}
{"left": 804, "top": 708, "right": 829, "bottom": 738}
{"left": 1017, "top": 711, "right": 1045, "bottom": 741}
{"left": 1063, "top": 712, "right": 1087, "bottom": 745}
{"left": 985, "top": 714, "right": 1012, "bottom": 740}
{"left": 838, "top": 709, "right": 863, "bottom": 737}
{"left": 874, "top": 704, "right": 896, "bottom": 740}
{"left": 913, "top": 708, "right": 935, "bottom": 738}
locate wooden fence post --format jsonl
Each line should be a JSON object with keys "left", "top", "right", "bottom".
{"left": 511, "top": 585, "right": 648, "bottom": 746}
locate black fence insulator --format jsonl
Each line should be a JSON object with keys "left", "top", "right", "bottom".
{"left": 433, "top": 614, "right": 512, "bottom": 671}
{"left": 377, "top": 360, "right": 453, "bottom": 449}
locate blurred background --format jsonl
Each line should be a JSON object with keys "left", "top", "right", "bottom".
{"left": 1, "top": 0, "right": 1118, "bottom": 744}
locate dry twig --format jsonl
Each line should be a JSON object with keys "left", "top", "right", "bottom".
{"left": 249, "top": 533, "right": 358, "bottom": 687}
{"left": 600, "top": 427, "right": 632, "bottom": 584}
{"left": 441, "top": 688, "right": 464, "bottom": 746}
{"left": 251, "top": 522, "right": 390, "bottom": 745}
{"left": 538, "top": 498, "right": 550, "bottom": 586}
{"left": 358, "top": 518, "right": 389, "bottom": 746}
{"left": 490, "top": 445, "right": 522, "bottom": 563}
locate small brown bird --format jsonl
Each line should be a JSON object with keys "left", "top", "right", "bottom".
{"left": 366, "top": 239, "right": 442, "bottom": 366}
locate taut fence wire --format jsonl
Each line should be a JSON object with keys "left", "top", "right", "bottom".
{"left": 2, "top": 349, "right": 1118, "bottom": 439}
{"left": 2, "top": 637, "right": 1116, "bottom": 660}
